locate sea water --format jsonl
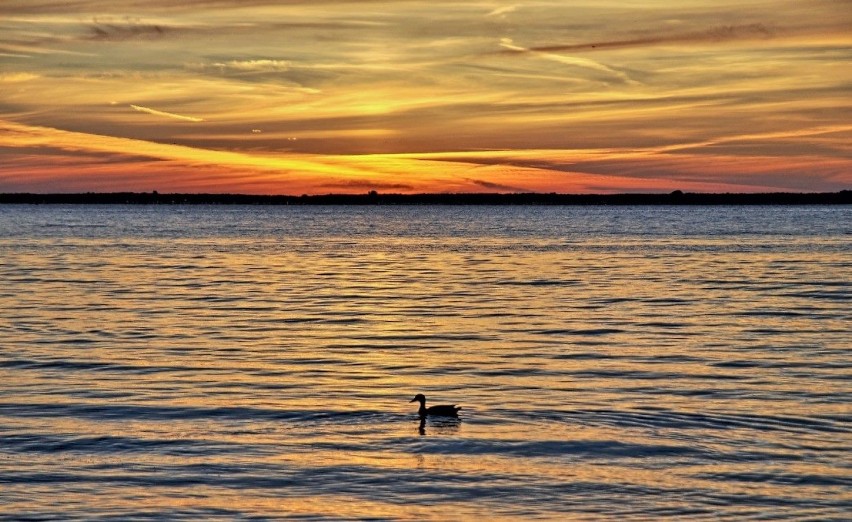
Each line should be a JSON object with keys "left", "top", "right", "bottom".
{"left": 0, "top": 205, "right": 849, "bottom": 520}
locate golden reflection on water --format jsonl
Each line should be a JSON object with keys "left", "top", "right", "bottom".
{"left": 1, "top": 207, "right": 850, "bottom": 519}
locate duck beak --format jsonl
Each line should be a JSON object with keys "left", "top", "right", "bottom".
{"left": 409, "top": 397, "right": 417, "bottom": 402}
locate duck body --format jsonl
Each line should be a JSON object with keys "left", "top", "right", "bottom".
{"left": 410, "top": 393, "right": 461, "bottom": 417}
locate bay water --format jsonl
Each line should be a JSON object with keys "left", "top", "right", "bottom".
{"left": 0, "top": 205, "right": 849, "bottom": 520}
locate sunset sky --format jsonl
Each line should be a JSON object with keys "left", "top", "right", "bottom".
{"left": 1, "top": 0, "right": 850, "bottom": 194}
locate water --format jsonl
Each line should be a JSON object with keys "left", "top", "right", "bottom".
{"left": 0, "top": 205, "right": 849, "bottom": 520}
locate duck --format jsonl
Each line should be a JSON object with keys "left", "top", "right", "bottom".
{"left": 410, "top": 393, "right": 461, "bottom": 417}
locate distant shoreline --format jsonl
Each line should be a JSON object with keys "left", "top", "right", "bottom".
{"left": 1, "top": 191, "right": 850, "bottom": 205}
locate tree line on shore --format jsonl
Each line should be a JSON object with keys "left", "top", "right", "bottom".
{"left": 1, "top": 190, "right": 849, "bottom": 205}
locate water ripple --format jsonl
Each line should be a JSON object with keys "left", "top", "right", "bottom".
{"left": 1, "top": 205, "right": 849, "bottom": 520}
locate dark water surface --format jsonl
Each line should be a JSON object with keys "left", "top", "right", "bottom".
{"left": 1, "top": 205, "right": 849, "bottom": 520}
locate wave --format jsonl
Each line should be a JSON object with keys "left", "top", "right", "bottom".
{"left": 405, "top": 438, "right": 707, "bottom": 459}
{"left": 510, "top": 407, "right": 850, "bottom": 436}
{"left": 1, "top": 433, "right": 242, "bottom": 457}
{"left": 0, "top": 358, "right": 195, "bottom": 375}
{"left": 0, "top": 401, "right": 407, "bottom": 425}
{"left": 693, "top": 471, "right": 852, "bottom": 487}
{"left": 530, "top": 328, "right": 626, "bottom": 336}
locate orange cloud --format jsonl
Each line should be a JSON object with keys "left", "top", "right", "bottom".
{"left": 4, "top": 119, "right": 847, "bottom": 194}
{"left": 1, "top": 1, "right": 849, "bottom": 194}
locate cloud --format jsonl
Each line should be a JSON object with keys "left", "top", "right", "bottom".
{"left": 499, "top": 38, "right": 637, "bottom": 84}
{"left": 517, "top": 23, "right": 823, "bottom": 54}
{"left": 130, "top": 104, "right": 204, "bottom": 123}
{"left": 0, "top": 72, "right": 39, "bottom": 82}
{"left": 0, "top": 119, "right": 403, "bottom": 181}
{"left": 464, "top": 177, "right": 529, "bottom": 192}
{"left": 185, "top": 60, "right": 322, "bottom": 93}
{"left": 486, "top": 5, "right": 517, "bottom": 18}
{"left": 88, "top": 20, "right": 168, "bottom": 41}
{"left": 0, "top": 42, "right": 93, "bottom": 56}
{"left": 2, "top": 1, "right": 849, "bottom": 194}
{"left": 0, "top": 1, "right": 291, "bottom": 15}
{"left": 647, "top": 124, "right": 852, "bottom": 155}
{"left": 212, "top": 59, "right": 292, "bottom": 72}
{"left": 3, "top": 119, "right": 849, "bottom": 195}
{"left": 0, "top": 119, "right": 482, "bottom": 193}
{"left": 319, "top": 180, "right": 414, "bottom": 191}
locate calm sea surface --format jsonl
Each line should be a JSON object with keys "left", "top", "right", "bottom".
{"left": 0, "top": 205, "right": 849, "bottom": 520}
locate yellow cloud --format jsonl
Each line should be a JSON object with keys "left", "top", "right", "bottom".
{"left": 0, "top": 72, "right": 40, "bottom": 82}
{"left": 130, "top": 104, "right": 205, "bottom": 123}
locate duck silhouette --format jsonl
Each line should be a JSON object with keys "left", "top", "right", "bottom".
{"left": 410, "top": 393, "right": 461, "bottom": 417}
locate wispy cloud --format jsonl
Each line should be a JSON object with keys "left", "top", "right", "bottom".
{"left": 88, "top": 20, "right": 169, "bottom": 41}
{"left": 2, "top": 1, "right": 849, "bottom": 193}
{"left": 464, "top": 177, "right": 529, "bottom": 192}
{"left": 319, "top": 180, "right": 414, "bottom": 191}
{"left": 0, "top": 72, "right": 39, "bottom": 82}
{"left": 647, "top": 124, "right": 852, "bottom": 155}
{"left": 499, "top": 38, "right": 637, "bottom": 84}
{"left": 486, "top": 5, "right": 517, "bottom": 18}
{"left": 518, "top": 23, "right": 841, "bottom": 54}
{"left": 0, "top": 42, "right": 93, "bottom": 56}
{"left": 212, "top": 59, "right": 292, "bottom": 72}
{"left": 130, "top": 104, "right": 204, "bottom": 123}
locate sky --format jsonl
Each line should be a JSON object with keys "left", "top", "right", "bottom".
{"left": 1, "top": 0, "right": 850, "bottom": 194}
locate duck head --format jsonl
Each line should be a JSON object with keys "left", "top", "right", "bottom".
{"left": 410, "top": 393, "right": 426, "bottom": 405}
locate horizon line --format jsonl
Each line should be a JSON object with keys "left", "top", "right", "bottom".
{"left": 1, "top": 190, "right": 849, "bottom": 206}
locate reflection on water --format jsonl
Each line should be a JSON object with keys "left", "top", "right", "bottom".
{"left": 0, "top": 205, "right": 849, "bottom": 520}
{"left": 419, "top": 416, "right": 462, "bottom": 436}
